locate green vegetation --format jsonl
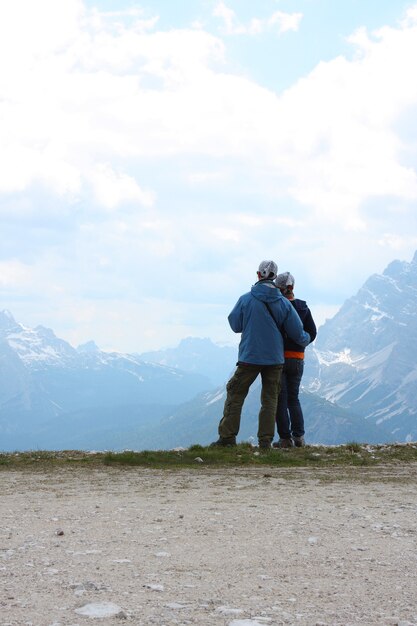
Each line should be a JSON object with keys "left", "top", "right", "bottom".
{"left": 0, "top": 450, "right": 104, "bottom": 468}
{"left": 1, "top": 442, "right": 417, "bottom": 469}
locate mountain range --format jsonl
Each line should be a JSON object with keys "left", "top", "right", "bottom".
{"left": 303, "top": 250, "right": 417, "bottom": 442}
{"left": 0, "top": 251, "right": 416, "bottom": 450}
{"left": 0, "top": 311, "right": 210, "bottom": 451}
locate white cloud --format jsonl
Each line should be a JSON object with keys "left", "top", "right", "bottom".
{"left": 0, "top": 0, "right": 84, "bottom": 63}
{"left": 377, "top": 233, "right": 417, "bottom": 251}
{"left": 267, "top": 11, "right": 303, "bottom": 34}
{"left": 212, "top": 227, "right": 241, "bottom": 242}
{"left": 236, "top": 215, "right": 263, "bottom": 227}
{"left": 262, "top": 16, "right": 417, "bottom": 224}
{"left": 89, "top": 164, "right": 154, "bottom": 210}
{"left": 3, "top": 0, "right": 415, "bottom": 225}
{"left": 186, "top": 171, "right": 228, "bottom": 184}
{"left": 0, "top": 261, "right": 33, "bottom": 287}
{"left": 213, "top": 2, "right": 302, "bottom": 36}
{"left": 213, "top": 1, "right": 238, "bottom": 34}
{"left": 0, "top": 4, "right": 227, "bottom": 198}
{"left": 402, "top": 5, "right": 417, "bottom": 25}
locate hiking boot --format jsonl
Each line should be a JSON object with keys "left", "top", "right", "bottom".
{"left": 258, "top": 441, "right": 272, "bottom": 451}
{"left": 209, "top": 438, "right": 236, "bottom": 447}
{"left": 274, "top": 438, "right": 294, "bottom": 449}
{"left": 293, "top": 436, "right": 305, "bottom": 448}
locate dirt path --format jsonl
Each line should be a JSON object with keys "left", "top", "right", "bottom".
{"left": 1, "top": 464, "right": 417, "bottom": 626}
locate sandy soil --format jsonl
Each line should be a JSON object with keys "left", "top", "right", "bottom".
{"left": 1, "top": 464, "right": 417, "bottom": 626}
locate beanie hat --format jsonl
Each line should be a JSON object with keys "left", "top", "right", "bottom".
{"left": 275, "top": 271, "right": 295, "bottom": 290}
{"left": 258, "top": 260, "right": 278, "bottom": 280}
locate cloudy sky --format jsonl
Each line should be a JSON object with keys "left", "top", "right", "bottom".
{"left": 1, "top": 0, "right": 417, "bottom": 352}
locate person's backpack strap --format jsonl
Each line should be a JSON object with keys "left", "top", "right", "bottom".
{"left": 264, "top": 302, "right": 284, "bottom": 335}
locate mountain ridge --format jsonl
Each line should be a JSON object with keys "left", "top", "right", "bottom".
{"left": 0, "top": 311, "right": 213, "bottom": 451}
{"left": 303, "top": 250, "right": 417, "bottom": 440}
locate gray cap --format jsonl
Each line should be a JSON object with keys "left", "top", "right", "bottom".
{"left": 275, "top": 271, "right": 295, "bottom": 290}
{"left": 258, "top": 260, "right": 278, "bottom": 280}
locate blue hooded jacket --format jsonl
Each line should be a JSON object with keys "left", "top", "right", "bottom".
{"left": 228, "top": 280, "right": 311, "bottom": 365}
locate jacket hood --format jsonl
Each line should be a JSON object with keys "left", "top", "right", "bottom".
{"left": 250, "top": 280, "right": 281, "bottom": 303}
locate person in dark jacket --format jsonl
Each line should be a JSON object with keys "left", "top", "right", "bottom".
{"left": 211, "top": 261, "right": 311, "bottom": 450}
{"left": 273, "top": 271, "right": 317, "bottom": 448}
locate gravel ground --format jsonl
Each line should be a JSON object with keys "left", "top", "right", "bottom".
{"left": 1, "top": 464, "right": 417, "bottom": 626}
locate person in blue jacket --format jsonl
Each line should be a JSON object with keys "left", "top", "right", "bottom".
{"left": 211, "top": 261, "right": 311, "bottom": 450}
{"left": 273, "top": 271, "right": 317, "bottom": 448}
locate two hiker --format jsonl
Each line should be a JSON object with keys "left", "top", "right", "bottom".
{"left": 211, "top": 261, "right": 316, "bottom": 450}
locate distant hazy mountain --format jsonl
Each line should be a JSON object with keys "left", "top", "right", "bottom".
{"left": 137, "top": 337, "right": 237, "bottom": 386}
{"left": 304, "top": 250, "right": 417, "bottom": 441}
{"left": 0, "top": 311, "right": 211, "bottom": 451}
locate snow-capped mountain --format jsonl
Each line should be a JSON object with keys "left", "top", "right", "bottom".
{"left": 2, "top": 318, "right": 78, "bottom": 369}
{"left": 0, "top": 311, "right": 212, "bottom": 451}
{"left": 303, "top": 251, "right": 417, "bottom": 441}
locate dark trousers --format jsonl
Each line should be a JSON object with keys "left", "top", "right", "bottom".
{"left": 276, "top": 358, "right": 304, "bottom": 439}
{"left": 218, "top": 364, "right": 283, "bottom": 444}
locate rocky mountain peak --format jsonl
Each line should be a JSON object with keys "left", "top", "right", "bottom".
{"left": 304, "top": 250, "right": 417, "bottom": 441}
{"left": 0, "top": 309, "right": 20, "bottom": 333}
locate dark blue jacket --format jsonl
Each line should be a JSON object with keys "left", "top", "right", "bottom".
{"left": 283, "top": 298, "right": 317, "bottom": 355}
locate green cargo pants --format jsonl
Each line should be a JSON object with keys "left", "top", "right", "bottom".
{"left": 218, "top": 364, "right": 283, "bottom": 445}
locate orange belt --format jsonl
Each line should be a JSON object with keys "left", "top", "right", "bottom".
{"left": 284, "top": 351, "right": 304, "bottom": 360}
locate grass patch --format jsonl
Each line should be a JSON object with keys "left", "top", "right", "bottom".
{"left": 1, "top": 443, "right": 417, "bottom": 470}
{"left": 102, "top": 443, "right": 317, "bottom": 468}
{"left": 103, "top": 442, "right": 417, "bottom": 468}
{"left": 344, "top": 441, "right": 363, "bottom": 453}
